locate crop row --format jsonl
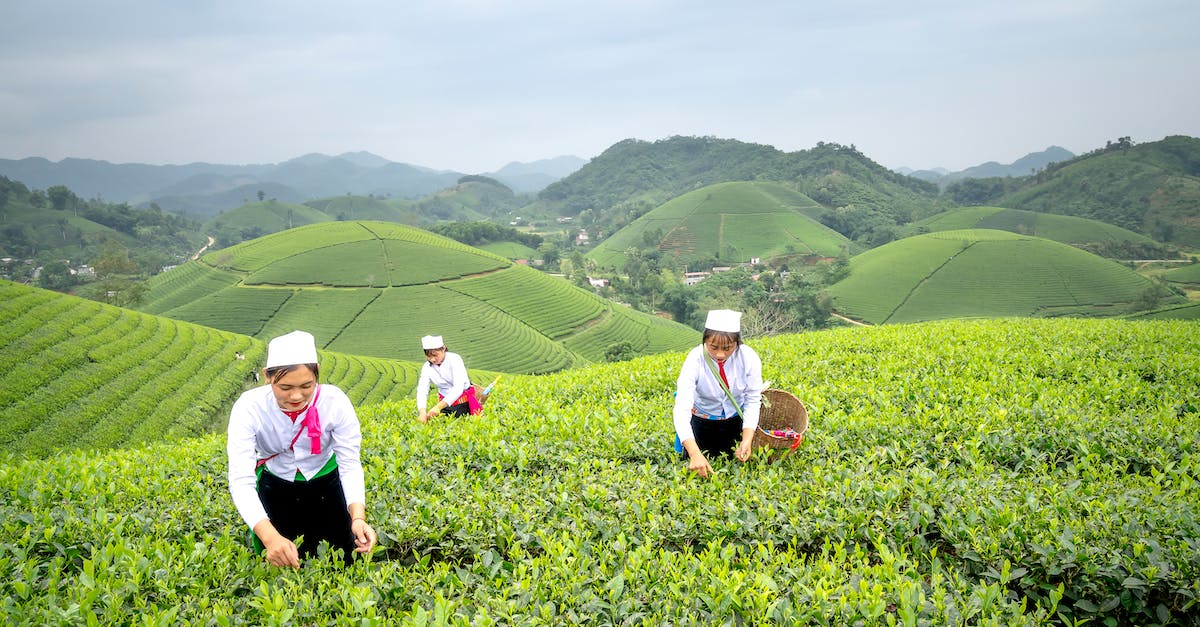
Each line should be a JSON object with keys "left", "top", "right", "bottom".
{"left": 164, "top": 286, "right": 294, "bottom": 337}
{"left": 256, "top": 287, "right": 382, "bottom": 343}
{"left": 445, "top": 266, "right": 604, "bottom": 339}
{"left": 137, "top": 263, "right": 242, "bottom": 315}
{"left": 320, "top": 352, "right": 422, "bottom": 409}
{"left": 244, "top": 240, "right": 392, "bottom": 287}
{"left": 563, "top": 305, "right": 699, "bottom": 362}
{"left": 329, "top": 286, "right": 579, "bottom": 373}
{"left": 206, "top": 221, "right": 374, "bottom": 272}
{"left": 0, "top": 305, "right": 135, "bottom": 409}
{"left": 380, "top": 240, "right": 507, "bottom": 286}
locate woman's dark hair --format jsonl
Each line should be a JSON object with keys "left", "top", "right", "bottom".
{"left": 423, "top": 347, "right": 446, "bottom": 358}
{"left": 264, "top": 363, "right": 319, "bottom": 384}
{"left": 702, "top": 329, "right": 741, "bottom": 346}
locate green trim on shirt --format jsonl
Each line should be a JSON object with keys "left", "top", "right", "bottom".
{"left": 256, "top": 454, "right": 338, "bottom": 482}
{"left": 295, "top": 454, "right": 338, "bottom": 482}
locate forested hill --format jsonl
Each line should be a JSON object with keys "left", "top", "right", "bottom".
{"left": 535, "top": 136, "right": 946, "bottom": 236}
{"left": 950, "top": 135, "right": 1200, "bottom": 248}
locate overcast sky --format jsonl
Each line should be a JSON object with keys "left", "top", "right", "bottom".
{"left": 2, "top": 0, "right": 1198, "bottom": 174}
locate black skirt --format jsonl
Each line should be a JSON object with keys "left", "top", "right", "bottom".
{"left": 690, "top": 414, "right": 743, "bottom": 458}
{"left": 256, "top": 467, "right": 355, "bottom": 563}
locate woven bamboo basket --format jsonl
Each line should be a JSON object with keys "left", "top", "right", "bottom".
{"left": 751, "top": 388, "right": 808, "bottom": 461}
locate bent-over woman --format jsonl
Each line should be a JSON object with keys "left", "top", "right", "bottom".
{"left": 415, "top": 335, "right": 481, "bottom": 422}
{"left": 227, "top": 330, "right": 377, "bottom": 567}
{"left": 672, "top": 309, "right": 764, "bottom": 477}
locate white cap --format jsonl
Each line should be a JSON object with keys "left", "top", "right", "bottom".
{"left": 705, "top": 309, "right": 742, "bottom": 333}
{"left": 266, "top": 330, "right": 319, "bottom": 368}
{"left": 421, "top": 335, "right": 444, "bottom": 350}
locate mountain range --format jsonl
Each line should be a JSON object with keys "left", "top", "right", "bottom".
{"left": 2, "top": 145, "right": 1070, "bottom": 220}
{"left": 896, "top": 146, "right": 1076, "bottom": 184}
{"left": 0, "top": 153, "right": 588, "bottom": 219}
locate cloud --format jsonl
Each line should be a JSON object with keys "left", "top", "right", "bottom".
{"left": 1, "top": 0, "right": 1198, "bottom": 172}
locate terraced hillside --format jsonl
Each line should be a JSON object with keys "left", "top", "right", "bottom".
{"left": 826, "top": 229, "right": 1176, "bottom": 324}
{"left": 138, "top": 221, "right": 698, "bottom": 373}
{"left": 0, "top": 280, "right": 421, "bottom": 458}
{"left": 586, "top": 181, "right": 850, "bottom": 270}
{"left": 906, "top": 206, "right": 1160, "bottom": 251}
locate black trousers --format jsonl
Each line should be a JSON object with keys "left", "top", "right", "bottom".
{"left": 445, "top": 400, "right": 471, "bottom": 417}
{"left": 691, "top": 414, "right": 743, "bottom": 458}
{"left": 257, "top": 468, "right": 355, "bottom": 564}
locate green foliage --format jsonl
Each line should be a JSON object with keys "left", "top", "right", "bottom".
{"left": 139, "top": 222, "right": 696, "bottom": 373}
{"left": 540, "top": 137, "right": 943, "bottom": 242}
{"left": 0, "top": 176, "right": 198, "bottom": 273}
{"left": 996, "top": 136, "right": 1200, "bottom": 248}
{"left": 906, "top": 206, "right": 1170, "bottom": 259}
{"left": 1161, "top": 260, "right": 1200, "bottom": 285}
{"left": 828, "top": 230, "right": 1178, "bottom": 324}
{"left": 1, "top": 318, "right": 1197, "bottom": 624}
{"left": 0, "top": 280, "right": 420, "bottom": 458}
{"left": 206, "top": 200, "right": 333, "bottom": 247}
{"left": 586, "top": 181, "right": 849, "bottom": 270}
{"left": 427, "top": 221, "right": 543, "bottom": 249}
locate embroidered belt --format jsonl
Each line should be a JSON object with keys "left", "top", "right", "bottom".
{"left": 692, "top": 407, "right": 738, "bottom": 421}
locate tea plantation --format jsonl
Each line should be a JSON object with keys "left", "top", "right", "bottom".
{"left": 2, "top": 315, "right": 1197, "bottom": 624}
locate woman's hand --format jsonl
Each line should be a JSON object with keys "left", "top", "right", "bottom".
{"left": 351, "top": 519, "right": 377, "bottom": 554}
{"left": 687, "top": 452, "right": 714, "bottom": 477}
{"left": 263, "top": 535, "right": 300, "bottom": 568}
{"left": 735, "top": 428, "right": 755, "bottom": 462}
{"left": 735, "top": 439, "right": 753, "bottom": 462}
{"left": 417, "top": 411, "right": 429, "bottom": 424}
{"left": 255, "top": 520, "right": 300, "bottom": 568}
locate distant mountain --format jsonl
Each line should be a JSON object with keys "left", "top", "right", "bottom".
{"left": 901, "top": 146, "right": 1075, "bottom": 184}
{"left": 0, "top": 152, "right": 583, "bottom": 218}
{"left": 487, "top": 155, "right": 587, "bottom": 193}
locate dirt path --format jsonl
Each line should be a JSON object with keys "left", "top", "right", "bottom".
{"left": 831, "top": 311, "right": 869, "bottom": 326}
{"left": 191, "top": 235, "right": 215, "bottom": 260}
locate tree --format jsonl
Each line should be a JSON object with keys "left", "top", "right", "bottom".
{"left": 538, "top": 242, "right": 560, "bottom": 269}
{"left": 47, "top": 185, "right": 75, "bottom": 211}
{"left": 93, "top": 239, "right": 138, "bottom": 278}
{"left": 604, "top": 341, "right": 635, "bottom": 362}
{"left": 38, "top": 260, "right": 76, "bottom": 291}
{"left": 257, "top": 190, "right": 266, "bottom": 202}
{"left": 660, "top": 283, "right": 696, "bottom": 323}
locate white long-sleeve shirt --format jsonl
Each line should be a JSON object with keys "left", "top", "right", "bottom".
{"left": 672, "top": 343, "right": 763, "bottom": 444}
{"left": 415, "top": 351, "right": 470, "bottom": 411}
{"left": 226, "top": 383, "right": 366, "bottom": 530}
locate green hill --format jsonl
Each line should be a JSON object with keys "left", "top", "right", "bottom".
{"left": 586, "top": 181, "right": 851, "bottom": 270}
{"left": 138, "top": 221, "right": 698, "bottom": 372}
{"left": 827, "top": 229, "right": 1175, "bottom": 324}
{"left": 204, "top": 199, "right": 333, "bottom": 246}
{"left": 995, "top": 135, "right": 1200, "bottom": 248}
{"left": 1161, "top": 261, "right": 1200, "bottom": 285}
{"left": 1, "top": 318, "right": 1197, "bottom": 624}
{"left": 535, "top": 137, "right": 946, "bottom": 243}
{"left": 0, "top": 175, "right": 199, "bottom": 273}
{"left": 905, "top": 206, "right": 1163, "bottom": 257}
{"left": 0, "top": 280, "right": 421, "bottom": 458}
{"left": 304, "top": 194, "right": 415, "bottom": 223}
{"left": 412, "top": 177, "right": 529, "bottom": 222}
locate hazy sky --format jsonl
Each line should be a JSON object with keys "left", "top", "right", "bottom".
{"left": 3, "top": 0, "right": 1198, "bottom": 173}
